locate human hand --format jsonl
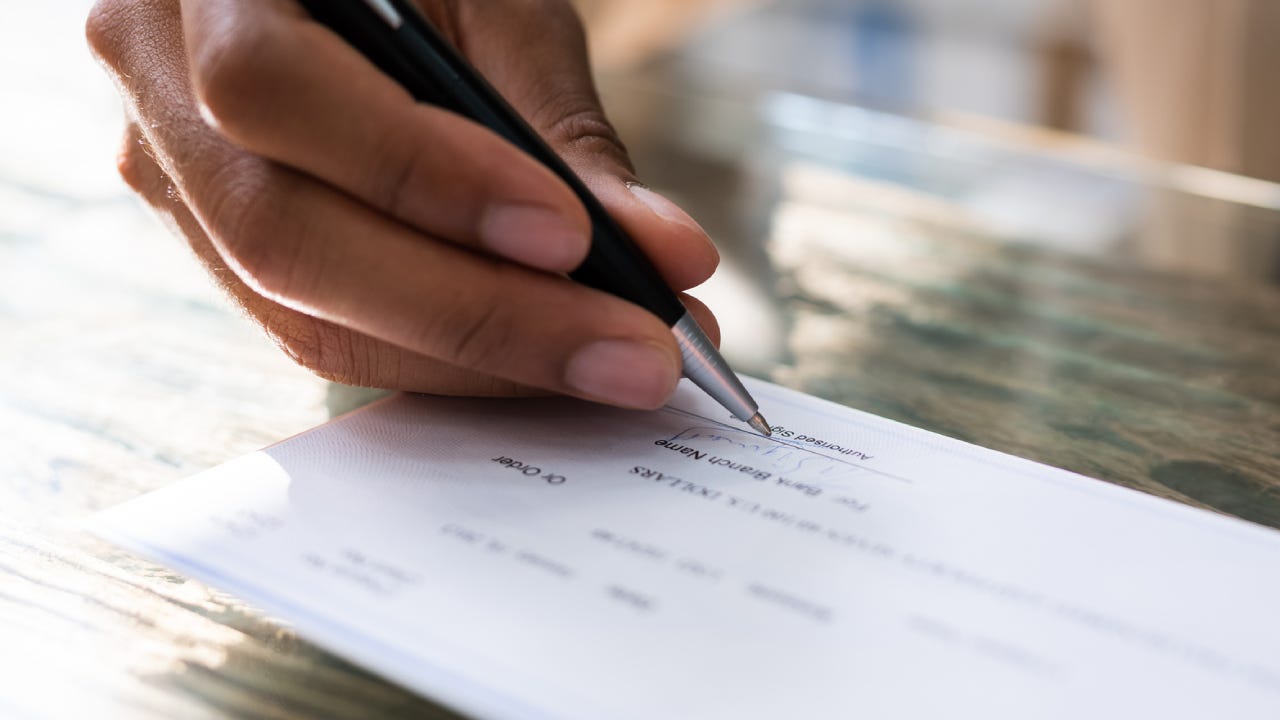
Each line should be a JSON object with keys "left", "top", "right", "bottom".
{"left": 85, "top": 0, "right": 720, "bottom": 408}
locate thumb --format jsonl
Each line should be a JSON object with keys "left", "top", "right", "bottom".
{"left": 451, "top": 0, "right": 721, "bottom": 293}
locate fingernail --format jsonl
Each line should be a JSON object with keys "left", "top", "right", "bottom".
{"left": 626, "top": 183, "right": 719, "bottom": 260}
{"left": 565, "top": 339, "right": 680, "bottom": 409}
{"left": 480, "top": 204, "right": 588, "bottom": 271}
{"left": 628, "top": 183, "right": 704, "bottom": 232}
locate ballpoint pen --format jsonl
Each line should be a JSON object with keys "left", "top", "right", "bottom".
{"left": 295, "top": 0, "right": 771, "bottom": 436}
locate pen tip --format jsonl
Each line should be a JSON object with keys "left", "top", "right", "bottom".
{"left": 747, "top": 413, "right": 772, "bottom": 437}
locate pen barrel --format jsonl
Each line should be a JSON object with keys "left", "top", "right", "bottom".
{"left": 672, "top": 313, "right": 761, "bottom": 422}
{"left": 299, "top": 0, "right": 687, "bottom": 326}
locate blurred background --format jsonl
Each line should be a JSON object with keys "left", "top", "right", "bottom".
{"left": 577, "top": 0, "right": 1280, "bottom": 182}
{"left": 559, "top": 0, "right": 1280, "bottom": 376}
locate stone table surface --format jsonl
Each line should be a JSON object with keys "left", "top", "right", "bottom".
{"left": 2, "top": 2, "right": 1278, "bottom": 718}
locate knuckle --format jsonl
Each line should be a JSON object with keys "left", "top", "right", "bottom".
{"left": 115, "top": 129, "right": 150, "bottom": 192}
{"left": 450, "top": 303, "right": 512, "bottom": 368}
{"left": 115, "top": 125, "right": 186, "bottom": 209}
{"left": 264, "top": 311, "right": 369, "bottom": 386}
{"left": 420, "top": 268, "right": 519, "bottom": 368}
{"left": 203, "top": 160, "right": 302, "bottom": 301}
{"left": 264, "top": 307, "right": 325, "bottom": 370}
{"left": 87, "top": 0, "right": 180, "bottom": 68}
{"left": 543, "top": 105, "right": 633, "bottom": 171}
{"left": 85, "top": 0, "right": 128, "bottom": 62}
{"left": 370, "top": 125, "right": 432, "bottom": 220}
{"left": 189, "top": 25, "right": 274, "bottom": 135}
{"left": 266, "top": 307, "right": 409, "bottom": 390}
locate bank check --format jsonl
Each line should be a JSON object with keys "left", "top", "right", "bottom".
{"left": 95, "top": 378, "right": 1280, "bottom": 719}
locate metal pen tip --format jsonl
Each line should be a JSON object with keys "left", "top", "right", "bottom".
{"left": 747, "top": 413, "right": 772, "bottom": 437}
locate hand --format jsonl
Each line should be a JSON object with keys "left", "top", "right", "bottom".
{"left": 85, "top": 0, "right": 720, "bottom": 408}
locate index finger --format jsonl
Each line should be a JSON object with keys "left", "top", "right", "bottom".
{"left": 180, "top": 0, "right": 593, "bottom": 273}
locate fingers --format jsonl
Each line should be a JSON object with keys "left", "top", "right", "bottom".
{"left": 178, "top": 0, "right": 592, "bottom": 273}
{"left": 117, "top": 120, "right": 548, "bottom": 398}
{"left": 104, "top": 12, "right": 685, "bottom": 411}
{"left": 454, "top": 0, "right": 722, "bottom": 292}
{"left": 86, "top": 0, "right": 714, "bottom": 410}
{"left": 97, "top": 0, "right": 719, "bottom": 292}
{"left": 200, "top": 158, "right": 682, "bottom": 408}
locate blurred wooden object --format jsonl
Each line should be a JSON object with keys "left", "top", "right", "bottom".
{"left": 1034, "top": 0, "right": 1092, "bottom": 133}
{"left": 1090, "top": 0, "right": 1280, "bottom": 183}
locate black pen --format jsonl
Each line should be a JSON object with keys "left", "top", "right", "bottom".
{"left": 295, "top": 0, "right": 771, "bottom": 436}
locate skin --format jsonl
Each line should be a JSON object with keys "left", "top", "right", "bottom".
{"left": 84, "top": 0, "right": 721, "bottom": 409}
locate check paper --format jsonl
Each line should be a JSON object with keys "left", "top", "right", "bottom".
{"left": 96, "top": 379, "right": 1280, "bottom": 719}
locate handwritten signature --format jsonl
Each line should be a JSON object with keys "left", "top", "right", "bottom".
{"left": 668, "top": 426, "right": 866, "bottom": 480}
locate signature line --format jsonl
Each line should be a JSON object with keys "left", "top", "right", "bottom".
{"left": 658, "top": 406, "right": 912, "bottom": 485}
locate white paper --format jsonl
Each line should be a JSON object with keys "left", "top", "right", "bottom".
{"left": 95, "top": 378, "right": 1280, "bottom": 719}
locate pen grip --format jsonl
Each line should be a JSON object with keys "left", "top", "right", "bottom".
{"left": 297, "top": 0, "right": 689, "bottom": 326}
